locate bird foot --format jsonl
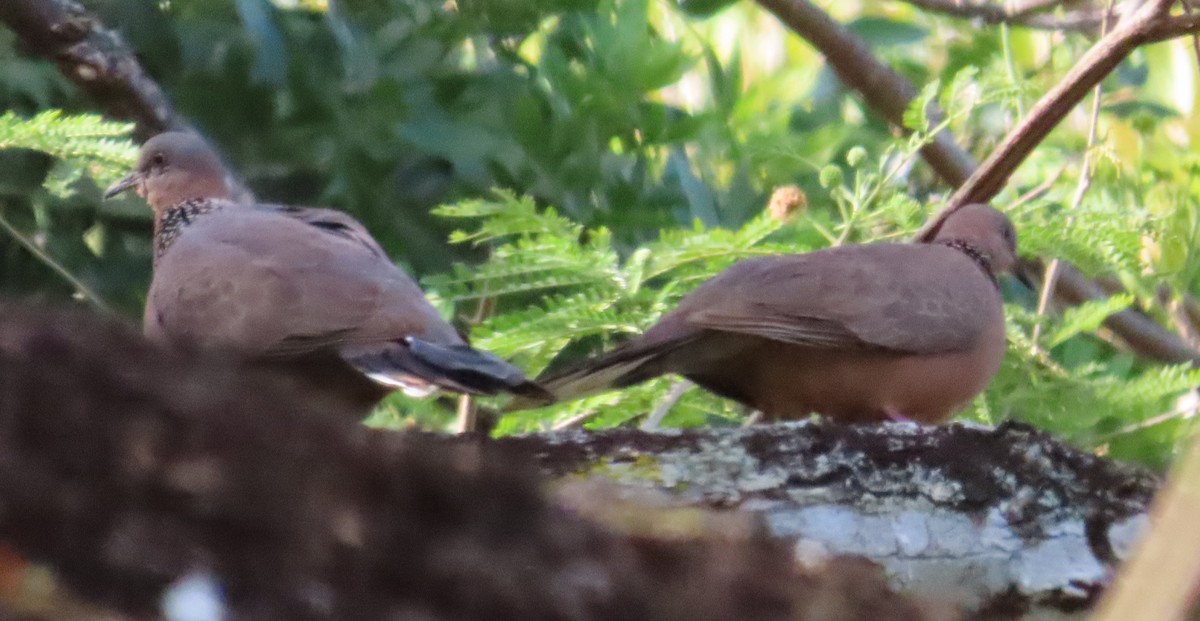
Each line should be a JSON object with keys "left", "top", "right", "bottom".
{"left": 883, "top": 408, "right": 915, "bottom": 423}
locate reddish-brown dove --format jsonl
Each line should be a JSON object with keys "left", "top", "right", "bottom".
{"left": 106, "top": 131, "right": 546, "bottom": 412}
{"left": 519, "top": 204, "right": 1019, "bottom": 424}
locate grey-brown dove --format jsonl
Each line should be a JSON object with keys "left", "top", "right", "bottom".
{"left": 106, "top": 131, "right": 546, "bottom": 412}
{"left": 519, "top": 204, "right": 1019, "bottom": 424}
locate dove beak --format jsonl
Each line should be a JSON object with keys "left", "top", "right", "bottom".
{"left": 104, "top": 171, "right": 143, "bottom": 199}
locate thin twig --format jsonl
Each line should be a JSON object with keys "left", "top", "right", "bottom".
{"left": 454, "top": 395, "right": 477, "bottom": 434}
{"left": 0, "top": 205, "right": 112, "bottom": 313}
{"left": 755, "top": 0, "right": 977, "bottom": 187}
{"left": 1099, "top": 390, "right": 1200, "bottom": 440}
{"left": 900, "top": 0, "right": 1117, "bottom": 34}
{"left": 1008, "top": 165, "right": 1064, "bottom": 210}
{"left": 1000, "top": 23, "right": 1026, "bottom": 118}
{"left": 1037, "top": 259, "right": 1200, "bottom": 364}
{"left": 933, "top": 0, "right": 1176, "bottom": 221}
{"left": 552, "top": 409, "right": 599, "bottom": 431}
{"left": 1031, "top": 0, "right": 1114, "bottom": 350}
{"left": 760, "top": 0, "right": 1200, "bottom": 365}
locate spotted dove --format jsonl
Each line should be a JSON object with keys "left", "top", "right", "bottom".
{"left": 106, "top": 132, "right": 546, "bottom": 413}
{"left": 517, "top": 204, "right": 1020, "bottom": 424}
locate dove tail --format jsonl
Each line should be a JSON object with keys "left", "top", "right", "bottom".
{"left": 343, "top": 339, "right": 549, "bottom": 401}
{"left": 507, "top": 344, "right": 673, "bottom": 411}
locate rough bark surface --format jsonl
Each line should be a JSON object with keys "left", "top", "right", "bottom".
{"left": 496, "top": 422, "right": 1158, "bottom": 617}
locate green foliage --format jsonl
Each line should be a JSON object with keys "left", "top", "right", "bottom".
{"left": 0, "top": 110, "right": 134, "bottom": 181}
{"left": 0, "top": 111, "right": 138, "bottom": 308}
{"left": 2, "top": 0, "right": 1200, "bottom": 467}
{"left": 990, "top": 307, "right": 1200, "bottom": 468}
{"left": 1045, "top": 294, "right": 1134, "bottom": 350}
{"left": 426, "top": 191, "right": 789, "bottom": 376}
{"left": 420, "top": 175, "right": 1193, "bottom": 466}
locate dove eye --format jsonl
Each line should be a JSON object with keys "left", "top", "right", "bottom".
{"left": 150, "top": 153, "right": 166, "bottom": 168}
{"left": 1002, "top": 225, "right": 1017, "bottom": 249}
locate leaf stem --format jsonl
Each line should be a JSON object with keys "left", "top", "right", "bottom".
{"left": 0, "top": 203, "right": 113, "bottom": 314}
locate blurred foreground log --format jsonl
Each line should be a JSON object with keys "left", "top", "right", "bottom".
{"left": 0, "top": 303, "right": 1158, "bottom": 620}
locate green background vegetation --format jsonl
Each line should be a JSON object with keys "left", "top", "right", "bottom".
{"left": 2, "top": 0, "right": 1199, "bottom": 467}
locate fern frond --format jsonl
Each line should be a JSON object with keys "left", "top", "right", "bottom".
{"left": 1046, "top": 294, "right": 1134, "bottom": 349}
{"left": 0, "top": 110, "right": 135, "bottom": 184}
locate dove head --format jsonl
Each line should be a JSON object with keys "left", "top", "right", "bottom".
{"left": 932, "top": 203, "right": 1019, "bottom": 276}
{"left": 105, "top": 132, "right": 233, "bottom": 211}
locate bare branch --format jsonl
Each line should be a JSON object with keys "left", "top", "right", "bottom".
{"left": 1036, "top": 259, "right": 1200, "bottom": 364}
{"left": 503, "top": 420, "right": 1157, "bottom": 615}
{"left": 0, "top": 303, "right": 992, "bottom": 621}
{"left": 1031, "top": 0, "right": 1113, "bottom": 350}
{"left": 755, "top": 0, "right": 977, "bottom": 187}
{"left": 897, "top": 0, "right": 1200, "bottom": 39}
{"left": 0, "top": 0, "right": 184, "bottom": 139}
{"left": 904, "top": 2, "right": 1200, "bottom": 41}
{"left": 0, "top": 0, "right": 254, "bottom": 198}
{"left": 937, "top": 0, "right": 1176, "bottom": 217}
{"left": 1145, "top": 11, "right": 1200, "bottom": 41}
{"left": 900, "top": 0, "right": 1114, "bottom": 33}
{"left": 756, "top": 0, "right": 1200, "bottom": 365}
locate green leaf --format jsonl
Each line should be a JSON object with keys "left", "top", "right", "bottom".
{"left": 678, "top": 0, "right": 739, "bottom": 17}
{"left": 0, "top": 110, "right": 135, "bottom": 188}
{"left": 1046, "top": 294, "right": 1135, "bottom": 349}
{"left": 902, "top": 79, "right": 940, "bottom": 132}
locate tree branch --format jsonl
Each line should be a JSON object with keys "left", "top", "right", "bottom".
{"left": 500, "top": 419, "right": 1157, "bottom": 615}
{"left": 939, "top": 0, "right": 1177, "bottom": 216}
{"left": 0, "top": 0, "right": 254, "bottom": 199}
{"left": 755, "top": 0, "right": 977, "bottom": 187}
{"left": 1146, "top": 11, "right": 1200, "bottom": 41}
{"left": 0, "top": 0, "right": 184, "bottom": 139}
{"left": 898, "top": 0, "right": 1200, "bottom": 41}
{"left": 1041, "top": 260, "right": 1200, "bottom": 364}
{"left": 900, "top": 0, "right": 1115, "bottom": 34}
{"left": 756, "top": 0, "right": 1200, "bottom": 364}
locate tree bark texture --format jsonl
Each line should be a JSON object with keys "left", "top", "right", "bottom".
{"left": 497, "top": 421, "right": 1156, "bottom": 617}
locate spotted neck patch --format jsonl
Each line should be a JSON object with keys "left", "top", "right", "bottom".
{"left": 938, "top": 239, "right": 998, "bottom": 289}
{"left": 155, "top": 198, "right": 227, "bottom": 262}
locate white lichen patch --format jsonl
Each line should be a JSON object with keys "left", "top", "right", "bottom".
{"left": 654, "top": 438, "right": 786, "bottom": 502}
{"left": 767, "top": 503, "right": 1108, "bottom": 608}
{"left": 1107, "top": 514, "right": 1149, "bottom": 561}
